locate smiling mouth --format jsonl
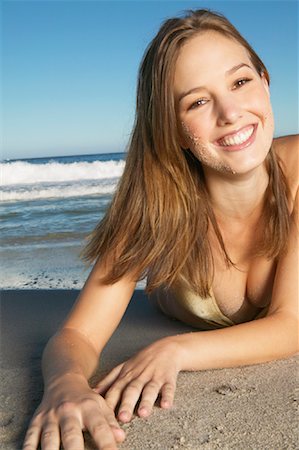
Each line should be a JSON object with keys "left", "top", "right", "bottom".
{"left": 215, "top": 124, "right": 257, "bottom": 148}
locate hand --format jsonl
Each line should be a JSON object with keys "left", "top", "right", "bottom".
{"left": 23, "top": 374, "right": 125, "bottom": 450}
{"left": 93, "top": 338, "right": 182, "bottom": 423}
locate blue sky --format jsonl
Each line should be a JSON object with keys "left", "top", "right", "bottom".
{"left": 2, "top": 0, "right": 298, "bottom": 160}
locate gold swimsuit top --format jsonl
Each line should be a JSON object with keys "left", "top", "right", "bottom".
{"left": 152, "top": 283, "right": 268, "bottom": 330}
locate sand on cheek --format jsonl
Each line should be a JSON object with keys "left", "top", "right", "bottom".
{"left": 181, "top": 122, "right": 236, "bottom": 174}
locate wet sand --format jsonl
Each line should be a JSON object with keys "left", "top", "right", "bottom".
{"left": 1, "top": 289, "right": 298, "bottom": 449}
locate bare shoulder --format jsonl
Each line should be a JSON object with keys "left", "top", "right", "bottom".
{"left": 273, "top": 134, "right": 298, "bottom": 165}
{"left": 273, "top": 134, "right": 299, "bottom": 197}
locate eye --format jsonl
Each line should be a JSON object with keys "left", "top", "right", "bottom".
{"left": 233, "top": 77, "right": 252, "bottom": 89}
{"left": 189, "top": 98, "right": 209, "bottom": 110}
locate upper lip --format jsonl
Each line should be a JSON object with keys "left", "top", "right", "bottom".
{"left": 215, "top": 123, "right": 257, "bottom": 142}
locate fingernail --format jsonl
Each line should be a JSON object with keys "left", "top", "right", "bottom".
{"left": 138, "top": 407, "right": 148, "bottom": 417}
{"left": 116, "top": 427, "right": 125, "bottom": 435}
{"left": 161, "top": 400, "right": 170, "bottom": 408}
{"left": 119, "top": 411, "right": 130, "bottom": 422}
{"left": 112, "top": 426, "right": 126, "bottom": 441}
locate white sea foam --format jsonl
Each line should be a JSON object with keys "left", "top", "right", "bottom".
{"left": 1, "top": 181, "right": 118, "bottom": 202}
{"left": 1, "top": 160, "right": 125, "bottom": 186}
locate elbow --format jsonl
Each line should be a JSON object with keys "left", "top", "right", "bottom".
{"left": 287, "top": 330, "right": 299, "bottom": 357}
{"left": 267, "top": 310, "right": 299, "bottom": 358}
{"left": 294, "top": 326, "right": 299, "bottom": 355}
{"left": 278, "top": 313, "right": 299, "bottom": 357}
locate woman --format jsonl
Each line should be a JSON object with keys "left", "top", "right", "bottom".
{"left": 23, "top": 9, "right": 298, "bottom": 450}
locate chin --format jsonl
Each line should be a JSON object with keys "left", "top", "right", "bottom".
{"left": 230, "top": 135, "right": 273, "bottom": 173}
{"left": 230, "top": 155, "right": 269, "bottom": 176}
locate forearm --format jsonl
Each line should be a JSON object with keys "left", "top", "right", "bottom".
{"left": 173, "top": 312, "right": 298, "bottom": 371}
{"left": 42, "top": 327, "right": 100, "bottom": 389}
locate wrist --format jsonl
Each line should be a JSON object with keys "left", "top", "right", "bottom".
{"left": 45, "top": 371, "right": 89, "bottom": 392}
{"left": 165, "top": 333, "right": 201, "bottom": 372}
{"left": 162, "top": 335, "right": 190, "bottom": 372}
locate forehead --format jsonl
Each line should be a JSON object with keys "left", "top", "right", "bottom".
{"left": 174, "top": 31, "right": 251, "bottom": 89}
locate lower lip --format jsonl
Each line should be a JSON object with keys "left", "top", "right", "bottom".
{"left": 215, "top": 124, "right": 258, "bottom": 152}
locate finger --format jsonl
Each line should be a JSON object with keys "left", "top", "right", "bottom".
{"left": 104, "top": 383, "right": 124, "bottom": 412}
{"left": 23, "top": 421, "right": 42, "bottom": 450}
{"left": 116, "top": 379, "right": 144, "bottom": 423}
{"left": 137, "top": 380, "right": 162, "bottom": 417}
{"left": 104, "top": 370, "right": 137, "bottom": 413}
{"left": 111, "top": 425, "right": 126, "bottom": 444}
{"left": 40, "top": 421, "right": 60, "bottom": 450}
{"left": 93, "top": 364, "right": 124, "bottom": 395}
{"left": 85, "top": 413, "right": 118, "bottom": 450}
{"left": 103, "top": 406, "right": 126, "bottom": 443}
{"left": 160, "top": 381, "right": 176, "bottom": 409}
{"left": 83, "top": 397, "right": 125, "bottom": 444}
{"left": 60, "top": 415, "right": 84, "bottom": 450}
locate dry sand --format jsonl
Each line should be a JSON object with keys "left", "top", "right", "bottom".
{"left": 1, "top": 289, "right": 298, "bottom": 449}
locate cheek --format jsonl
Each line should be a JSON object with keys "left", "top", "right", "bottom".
{"left": 181, "top": 118, "right": 209, "bottom": 147}
{"left": 253, "top": 88, "right": 273, "bottom": 123}
{"left": 261, "top": 97, "right": 275, "bottom": 136}
{"left": 245, "top": 87, "right": 274, "bottom": 140}
{"left": 250, "top": 89, "right": 274, "bottom": 154}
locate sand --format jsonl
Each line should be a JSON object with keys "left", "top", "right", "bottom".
{"left": 1, "top": 289, "right": 298, "bottom": 450}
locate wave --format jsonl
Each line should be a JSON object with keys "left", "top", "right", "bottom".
{"left": 1, "top": 181, "right": 118, "bottom": 202}
{"left": 1, "top": 160, "right": 125, "bottom": 186}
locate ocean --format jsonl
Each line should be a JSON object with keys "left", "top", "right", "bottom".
{"left": 0, "top": 152, "right": 129, "bottom": 289}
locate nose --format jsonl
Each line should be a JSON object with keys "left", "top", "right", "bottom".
{"left": 216, "top": 94, "right": 242, "bottom": 126}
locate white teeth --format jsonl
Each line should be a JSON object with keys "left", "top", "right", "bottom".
{"left": 219, "top": 126, "right": 254, "bottom": 146}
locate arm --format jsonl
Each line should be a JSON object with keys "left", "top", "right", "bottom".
{"left": 23, "top": 260, "right": 136, "bottom": 450}
{"left": 95, "top": 189, "right": 298, "bottom": 424}
{"left": 43, "top": 261, "right": 136, "bottom": 387}
{"left": 174, "top": 142, "right": 299, "bottom": 371}
{"left": 175, "top": 308, "right": 298, "bottom": 372}
{"left": 171, "top": 187, "right": 299, "bottom": 371}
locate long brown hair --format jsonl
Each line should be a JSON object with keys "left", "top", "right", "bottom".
{"left": 82, "top": 9, "right": 290, "bottom": 296}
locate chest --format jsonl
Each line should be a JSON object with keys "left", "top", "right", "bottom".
{"left": 209, "top": 223, "right": 277, "bottom": 323}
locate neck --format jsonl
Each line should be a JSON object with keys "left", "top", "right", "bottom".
{"left": 203, "top": 164, "right": 269, "bottom": 221}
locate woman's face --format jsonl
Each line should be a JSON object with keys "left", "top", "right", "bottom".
{"left": 174, "top": 32, "right": 274, "bottom": 176}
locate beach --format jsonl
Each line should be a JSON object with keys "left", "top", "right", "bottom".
{"left": 1, "top": 153, "right": 298, "bottom": 449}
{"left": 0, "top": 153, "right": 126, "bottom": 290}
{"left": 1, "top": 289, "right": 298, "bottom": 450}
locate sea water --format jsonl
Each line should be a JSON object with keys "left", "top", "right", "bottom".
{"left": 0, "top": 152, "right": 130, "bottom": 289}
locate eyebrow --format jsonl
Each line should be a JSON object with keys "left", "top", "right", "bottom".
{"left": 178, "top": 63, "right": 253, "bottom": 102}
